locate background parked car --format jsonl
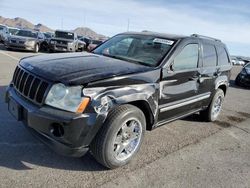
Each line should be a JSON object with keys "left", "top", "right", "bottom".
{"left": 0, "top": 24, "right": 8, "bottom": 43}
{"left": 238, "top": 60, "right": 245, "bottom": 66}
{"left": 2, "top": 27, "right": 20, "bottom": 45}
{"left": 87, "top": 39, "right": 103, "bottom": 51}
{"left": 78, "top": 36, "right": 91, "bottom": 50}
{"left": 49, "top": 30, "right": 84, "bottom": 52}
{"left": 5, "top": 29, "right": 46, "bottom": 53}
{"left": 41, "top": 32, "right": 55, "bottom": 51}
{"left": 235, "top": 63, "right": 250, "bottom": 87}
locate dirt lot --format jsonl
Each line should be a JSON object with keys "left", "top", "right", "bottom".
{"left": 0, "top": 44, "right": 249, "bottom": 188}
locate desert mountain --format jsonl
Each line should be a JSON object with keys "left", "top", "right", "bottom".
{"left": 0, "top": 16, "right": 105, "bottom": 39}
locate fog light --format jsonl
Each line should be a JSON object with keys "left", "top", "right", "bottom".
{"left": 50, "top": 123, "right": 64, "bottom": 137}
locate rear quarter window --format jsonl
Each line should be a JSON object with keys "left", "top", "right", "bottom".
{"left": 202, "top": 44, "right": 217, "bottom": 67}
{"left": 216, "top": 46, "right": 230, "bottom": 65}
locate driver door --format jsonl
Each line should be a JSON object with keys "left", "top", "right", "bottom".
{"left": 158, "top": 40, "right": 204, "bottom": 124}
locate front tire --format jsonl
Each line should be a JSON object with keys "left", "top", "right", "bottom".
{"left": 90, "top": 104, "right": 146, "bottom": 169}
{"left": 200, "top": 89, "right": 224, "bottom": 122}
{"left": 34, "top": 44, "right": 39, "bottom": 53}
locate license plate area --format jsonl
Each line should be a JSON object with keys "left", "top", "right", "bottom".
{"left": 8, "top": 98, "right": 22, "bottom": 121}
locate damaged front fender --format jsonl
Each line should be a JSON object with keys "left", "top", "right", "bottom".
{"left": 83, "top": 83, "right": 159, "bottom": 122}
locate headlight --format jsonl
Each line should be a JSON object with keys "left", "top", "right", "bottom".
{"left": 45, "top": 83, "right": 90, "bottom": 113}
{"left": 68, "top": 42, "right": 74, "bottom": 46}
{"left": 25, "top": 40, "right": 35, "bottom": 45}
{"left": 50, "top": 40, "right": 56, "bottom": 44}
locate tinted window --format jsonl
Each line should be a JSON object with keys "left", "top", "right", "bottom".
{"left": 217, "top": 46, "right": 229, "bottom": 65}
{"left": 109, "top": 38, "right": 133, "bottom": 56}
{"left": 94, "top": 34, "right": 174, "bottom": 67}
{"left": 16, "top": 30, "right": 37, "bottom": 38}
{"left": 55, "top": 31, "right": 74, "bottom": 40}
{"left": 203, "top": 44, "right": 217, "bottom": 67}
{"left": 173, "top": 44, "right": 199, "bottom": 71}
{"left": 245, "top": 63, "right": 250, "bottom": 68}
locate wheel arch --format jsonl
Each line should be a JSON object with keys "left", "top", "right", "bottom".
{"left": 217, "top": 84, "right": 227, "bottom": 95}
{"left": 128, "top": 100, "right": 155, "bottom": 130}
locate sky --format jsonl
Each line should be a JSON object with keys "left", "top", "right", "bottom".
{"left": 0, "top": 0, "right": 250, "bottom": 56}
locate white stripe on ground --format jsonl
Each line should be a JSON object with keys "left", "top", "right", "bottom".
{"left": 0, "top": 51, "right": 20, "bottom": 61}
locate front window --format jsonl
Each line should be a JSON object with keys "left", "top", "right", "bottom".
{"left": 55, "top": 31, "right": 74, "bottom": 40}
{"left": 173, "top": 44, "right": 199, "bottom": 71}
{"left": 44, "top": 33, "right": 53, "bottom": 38}
{"left": 93, "top": 34, "right": 175, "bottom": 67}
{"left": 16, "top": 30, "right": 37, "bottom": 38}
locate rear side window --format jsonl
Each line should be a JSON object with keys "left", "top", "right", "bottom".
{"left": 173, "top": 44, "right": 199, "bottom": 71}
{"left": 216, "top": 46, "right": 229, "bottom": 65}
{"left": 202, "top": 44, "right": 217, "bottom": 67}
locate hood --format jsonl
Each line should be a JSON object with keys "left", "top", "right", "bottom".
{"left": 10, "top": 35, "right": 35, "bottom": 40}
{"left": 20, "top": 52, "right": 151, "bottom": 85}
{"left": 51, "top": 38, "right": 74, "bottom": 42}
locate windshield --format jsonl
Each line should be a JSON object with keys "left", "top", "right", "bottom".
{"left": 55, "top": 31, "right": 74, "bottom": 40}
{"left": 245, "top": 63, "right": 250, "bottom": 68}
{"left": 93, "top": 34, "right": 175, "bottom": 67}
{"left": 9, "top": 28, "right": 18, "bottom": 35}
{"left": 16, "top": 30, "right": 37, "bottom": 38}
{"left": 44, "top": 33, "right": 54, "bottom": 38}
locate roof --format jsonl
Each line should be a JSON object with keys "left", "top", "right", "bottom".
{"left": 120, "top": 31, "right": 186, "bottom": 40}
{"left": 55, "top": 30, "right": 75, "bottom": 33}
{"left": 7, "top": 26, "right": 20, "bottom": 30}
{"left": 120, "top": 31, "right": 224, "bottom": 44}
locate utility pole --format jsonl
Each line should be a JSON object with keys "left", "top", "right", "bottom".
{"left": 127, "top": 18, "right": 130, "bottom": 31}
{"left": 83, "top": 13, "right": 86, "bottom": 27}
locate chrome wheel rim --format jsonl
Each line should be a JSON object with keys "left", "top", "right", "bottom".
{"left": 212, "top": 95, "right": 222, "bottom": 118}
{"left": 35, "top": 44, "right": 38, "bottom": 52}
{"left": 113, "top": 118, "right": 142, "bottom": 161}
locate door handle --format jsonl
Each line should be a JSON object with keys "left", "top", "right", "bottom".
{"left": 189, "top": 74, "right": 201, "bottom": 81}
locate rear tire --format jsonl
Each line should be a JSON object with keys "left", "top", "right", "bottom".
{"left": 90, "top": 104, "right": 146, "bottom": 169}
{"left": 200, "top": 89, "right": 224, "bottom": 122}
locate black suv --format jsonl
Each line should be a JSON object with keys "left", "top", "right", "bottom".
{"left": 5, "top": 32, "right": 232, "bottom": 169}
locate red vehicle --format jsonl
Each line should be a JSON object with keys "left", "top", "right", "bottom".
{"left": 87, "top": 39, "right": 103, "bottom": 51}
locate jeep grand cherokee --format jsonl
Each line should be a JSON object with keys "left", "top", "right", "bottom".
{"left": 5, "top": 32, "right": 232, "bottom": 169}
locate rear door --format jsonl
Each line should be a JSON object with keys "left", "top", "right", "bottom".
{"left": 196, "top": 41, "right": 219, "bottom": 109}
{"left": 158, "top": 39, "right": 203, "bottom": 123}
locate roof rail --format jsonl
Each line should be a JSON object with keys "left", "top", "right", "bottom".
{"left": 191, "top": 34, "right": 221, "bottom": 42}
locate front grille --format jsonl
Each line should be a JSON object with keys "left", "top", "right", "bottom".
{"left": 55, "top": 40, "right": 68, "bottom": 45}
{"left": 12, "top": 66, "right": 50, "bottom": 105}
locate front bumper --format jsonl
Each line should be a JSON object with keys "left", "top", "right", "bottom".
{"left": 5, "top": 85, "right": 104, "bottom": 157}
{"left": 49, "top": 43, "right": 75, "bottom": 52}
{"left": 5, "top": 42, "right": 35, "bottom": 51}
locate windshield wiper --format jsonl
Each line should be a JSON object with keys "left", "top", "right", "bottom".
{"left": 102, "top": 53, "right": 153, "bottom": 67}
